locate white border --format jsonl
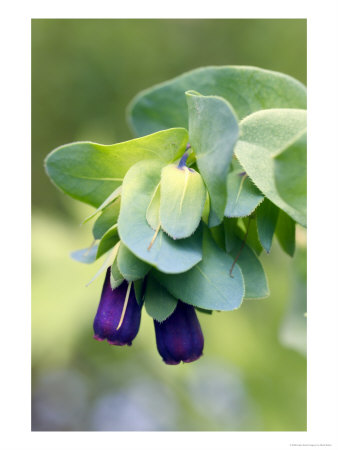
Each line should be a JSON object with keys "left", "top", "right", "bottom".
{"left": 1, "top": 1, "right": 338, "bottom": 449}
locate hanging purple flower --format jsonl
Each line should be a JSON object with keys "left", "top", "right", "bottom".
{"left": 93, "top": 268, "right": 141, "bottom": 346}
{"left": 154, "top": 300, "right": 204, "bottom": 365}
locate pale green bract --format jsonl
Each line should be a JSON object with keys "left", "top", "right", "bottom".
{"left": 160, "top": 164, "right": 206, "bottom": 239}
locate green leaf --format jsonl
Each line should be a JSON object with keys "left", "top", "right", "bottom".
{"left": 275, "top": 210, "right": 296, "bottom": 257}
{"left": 70, "top": 244, "right": 98, "bottom": 264}
{"left": 88, "top": 242, "right": 120, "bottom": 286}
{"left": 92, "top": 197, "right": 120, "bottom": 240}
{"left": 274, "top": 131, "right": 307, "bottom": 223}
{"left": 237, "top": 217, "right": 263, "bottom": 256}
{"left": 186, "top": 91, "right": 239, "bottom": 226}
{"left": 133, "top": 279, "right": 144, "bottom": 306}
{"left": 225, "top": 172, "right": 264, "bottom": 218}
{"left": 96, "top": 224, "right": 119, "bottom": 259}
{"left": 235, "top": 109, "right": 307, "bottom": 226}
{"left": 160, "top": 164, "right": 206, "bottom": 239}
{"left": 45, "top": 128, "right": 188, "bottom": 208}
{"left": 118, "top": 160, "right": 203, "bottom": 274}
{"left": 229, "top": 237, "right": 269, "bottom": 299}
{"left": 117, "top": 242, "right": 151, "bottom": 281}
{"left": 110, "top": 257, "right": 124, "bottom": 290}
{"left": 128, "top": 66, "right": 307, "bottom": 137}
{"left": 144, "top": 275, "right": 178, "bottom": 322}
{"left": 256, "top": 199, "right": 280, "bottom": 253}
{"left": 83, "top": 185, "right": 121, "bottom": 225}
{"left": 153, "top": 227, "right": 244, "bottom": 311}
{"left": 224, "top": 217, "right": 238, "bottom": 253}
{"left": 146, "top": 183, "right": 161, "bottom": 230}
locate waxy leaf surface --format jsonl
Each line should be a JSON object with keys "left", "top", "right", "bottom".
{"left": 117, "top": 242, "right": 151, "bottom": 281}
{"left": 186, "top": 91, "right": 239, "bottom": 226}
{"left": 235, "top": 109, "right": 307, "bottom": 226}
{"left": 160, "top": 164, "right": 206, "bottom": 239}
{"left": 256, "top": 199, "right": 280, "bottom": 253}
{"left": 225, "top": 172, "right": 264, "bottom": 218}
{"left": 128, "top": 66, "right": 307, "bottom": 137}
{"left": 118, "top": 160, "right": 203, "bottom": 274}
{"left": 45, "top": 128, "right": 188, "bottom": 207}
{"left": 144, "top": 275, "right": 178, "bottom": 322}
{"left": 274, "top": 131, "right": 307, "bottom": 224}
{"left": 153, "top": 227, "right": 244, "bottom": 311}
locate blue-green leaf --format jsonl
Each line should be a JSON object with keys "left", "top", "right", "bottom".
{"left": 153, "top": 227, "right": 244, "bottom": 311}
{"left": 186, "top": 91, "right": 239, "bottom": 226}
{"left": 70, "top": 245, "right": 98, "bottom": 264}
{"left": 144, "top": 275, "right": 178, "bottom": 322}
{"left": 92, "top": 198, "right": 120, "bottom": 240}
{"left": 118, "top": 160, "right": 203, "bottom": 274}
{"left": 96, "top": 225, "right": 119, "bottom": 259}
{"left": 235, "top": 109, "right": 307, "bottom": 226}
{"left": 256, "top": 199, "right": 280, "bottom": 253}
{"left": 117, "top": 242, "right": 151, "bottom": 281}
{"left": 225, "top": 172, "right": 264, "bottom": 218}
{"left": 229, "top": 236, "right": 269, "bottom": 299}
{"left": 274, "top": 131, "right": 307, "bottom": 224}
{"left": 45, "top": 128, "right": 188, "bottom": 208}
{"left": 128, "top": 66, "right": 307, "bottom": 136}
{"left": 275, "top": 210, "right": 296, "bottom": 257}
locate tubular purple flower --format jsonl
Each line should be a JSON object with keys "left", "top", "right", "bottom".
{"left": 93, "top": 268, "right": 141, "bottom": 346}
{"left": 154, "top": 300, "right": 204, "bottom": 365}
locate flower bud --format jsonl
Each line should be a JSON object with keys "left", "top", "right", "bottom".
{"left": 154, "top": 300, "right": 204, "bottom": 364}
{"left": 93, "top": 269, "right": 141, "bottom": 346}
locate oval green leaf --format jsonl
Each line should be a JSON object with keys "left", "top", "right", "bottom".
{"left": 128, "top": 66, "right": 307, "bottom": 137}
{"left": 235, "top": 109, "right": 307, "bottom": 226}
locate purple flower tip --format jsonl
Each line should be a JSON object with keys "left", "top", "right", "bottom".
{"left": 93, "top": 269, "right": 141, "bottom": 346}
{"left": 154, "top": 300, "right": 204, "bottom": 365}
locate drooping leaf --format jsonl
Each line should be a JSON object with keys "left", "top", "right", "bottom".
{"left": 92, "top": 197, "right": 121, "bottom": 240}
{"left": 235, "top": 109, "right": 307, "bottom": 226}
{"left": 45, "top": 128, "right": 188, "bottom": 208}
{"left": 133, "top": 279, "right": 144, "bottom": 306}
{"left": 83, "top": 185, "right": 121, "bottom": 224}
{"left": 144, "top": 275, "right": 178, "bottom": 322}
{"left": 96, "top": 224, "right": 119, "bottom": 259}
{"left": 110, "top": 256, "right": 124, "bottom": 290}
{"left": 275, "top": 210, "right": 296, "bottom": 257}
{"left": 128, "top": 66, "right": 307, "bottom": 137}
{"left": 160, "top": 164, "right": 206, "bottom": 239}
{"left": 117, "top": 242, "right": 151, "bottom": 281}
{"left": 118, "top": 160, "right": 203, "bottom": 274}
{"left": 256, "top": 199, "right": 280, "bottom": 253}
{"left": 228, "top": 236, "right": 269, "bottom": 299}
{"left": 186, "top": 91, "right": 239, "bottom": 226}
{"left": 153, "top": 227, "right": 244, "bottom": 311}
{"left": 237, "top": 217, "right": 263, "bottom": 256}
{"left": 88, "top": 242, "right": 120, "bottom": 286}
{"left": 225, "top": 172, "right": 264, "bottom": 218}
{"left": 146, "top": 183, "right": 161, "bottom": 230}
{"left": 224, "top": 217, "right": 238, "bottom": 253}
{"left": 274, "top": 131, "right": 307, "bottom": 223}
{"left": 70, "top": 244, "right": 98, "bottom": 264}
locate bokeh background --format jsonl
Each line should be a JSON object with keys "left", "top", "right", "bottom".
{"left": 31, "top": 19, "right": 307, "bottom": 431}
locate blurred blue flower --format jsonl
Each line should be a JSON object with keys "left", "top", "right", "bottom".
{"left": 154, "top": 301, "right": 204, "bottom": 364}
{"left": 93, "top": 269, "right": 141, "bottom": 346}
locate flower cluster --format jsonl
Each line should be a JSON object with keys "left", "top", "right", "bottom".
{"left": 93, "top": 268, "right": 204, "bottom": 364}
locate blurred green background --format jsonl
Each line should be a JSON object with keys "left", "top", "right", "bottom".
{"left": 31, "top": 19, "right": 307, "bottom": 431}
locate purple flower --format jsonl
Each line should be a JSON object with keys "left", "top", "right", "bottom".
{"left": 93, "top": 268, "right": 141, "bottom": 346}
{"left": 154, "top": 301, "right": 204, "bottom": 365}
